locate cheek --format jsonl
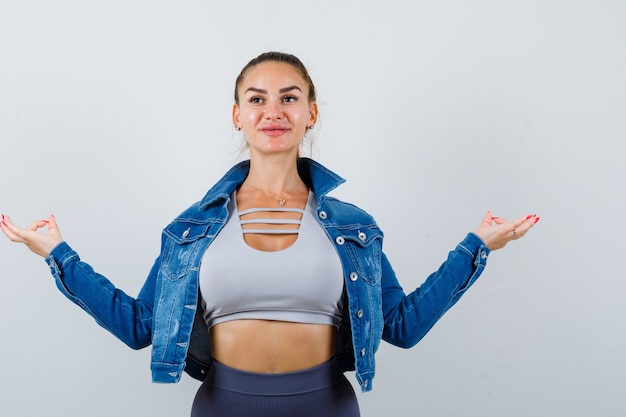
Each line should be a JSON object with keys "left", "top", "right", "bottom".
{"left": 291, "top": 113, "right": 302, "bottom": 124}
{"left": 243, "top": 110, "right": 261, "bottom": 124}
{"left": 291, "top": 108, "right": 310, "bottom": 124}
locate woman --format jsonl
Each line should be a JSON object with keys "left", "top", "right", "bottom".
{"left": 0, "top": 51, "right": 539, "bottom": 417}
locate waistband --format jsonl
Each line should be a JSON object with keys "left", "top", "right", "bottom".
{"left": 206, "top": 357, "right": 345, "bottom": 395}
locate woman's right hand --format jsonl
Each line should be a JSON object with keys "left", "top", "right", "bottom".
{"left": 1, "top": 214, "right": 64, "bottom": 258}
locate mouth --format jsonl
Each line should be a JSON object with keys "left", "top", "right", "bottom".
{"left": 260, "top": 126, "right": 290, "bottom": 136}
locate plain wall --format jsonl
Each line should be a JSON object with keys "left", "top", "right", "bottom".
{"left": 1, "top": 1, "right": 625, "bottom": 416}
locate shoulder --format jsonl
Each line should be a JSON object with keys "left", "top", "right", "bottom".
{"left": 161, "top": 197, "right": 229, "bottom": 242}
{"left": 173, "top": 200, "right": 210, "bottom": 220}
{"left": 320, "top": 196, "right": 379, "bottom": 228}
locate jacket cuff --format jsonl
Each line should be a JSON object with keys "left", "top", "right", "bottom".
{"left": 463, "top": 232, "right": 490, "bottom": 258}
{"left": 45, "top": 241, "right": 78, "bottom": 278}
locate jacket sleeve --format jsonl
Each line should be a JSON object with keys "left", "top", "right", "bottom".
{"left": 45, "top": 241, "right": 157, "bottom": 350}
{"left": 381, "top": 232, "right": 490, "bottom": 348}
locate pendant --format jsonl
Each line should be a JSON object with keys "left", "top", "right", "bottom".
{"left": 278, "top": 199, "right": 286, "bottom": 206}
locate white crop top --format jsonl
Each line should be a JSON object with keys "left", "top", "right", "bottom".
{"left": 199, "top": 191, "right": 344, "bottom": 328}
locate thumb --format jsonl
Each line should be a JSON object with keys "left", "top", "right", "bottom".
{"left": 479, "top": 211, "right": 493, "bottom": 228}
{"left": 47, "top": 214, "right": 63, "bottom": 240}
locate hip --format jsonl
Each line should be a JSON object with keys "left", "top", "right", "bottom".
{"left": 191, "top": 357, "right": 360, "bottom": 417}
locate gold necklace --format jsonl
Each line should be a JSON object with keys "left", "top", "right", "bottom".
{"left": 244, "top": 183, "right": 287, "bottom": 206}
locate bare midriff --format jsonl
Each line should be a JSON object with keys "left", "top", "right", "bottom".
{"left": 210, "top": 320, "right": 337, "bottom": 373}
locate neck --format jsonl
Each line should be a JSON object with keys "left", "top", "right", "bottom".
{"left": 245, "top": 154, "right": 305, "bottom": 196}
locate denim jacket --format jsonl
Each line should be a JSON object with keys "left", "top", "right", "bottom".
{"left": 45, "top": 158, "right": 490, "bottom": 392}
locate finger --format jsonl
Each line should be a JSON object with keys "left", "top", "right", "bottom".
{"left": 490, "top": 215, "right": 507, "bottom": 225}
{"left": 1, "top": 213, "right": 13, "bottom": 227}
{"left": 26, "top": 219, "right": 50, "bottom": 232}
{"left": 1, "top": 214, "right": 17, "bottom": 231}
{"left": 508, "top": 214, "right": 527, "bottom": 230}
{"left": 0, "top": 217, "right": 25, "bottom": 243}
{"left": 0, "top": 226, "right": 19, "bottom": 241}
{"left": 0, "top": 217, "right": 11, "bottom": 237}
{"left": 511, "top": 214, "right": 540, "bottom": 238}
{"left": 520, "top": 215, "right": 540, "bottom": 232}
{"left": 1, "top": 214, "right": 30, "bottom": 234}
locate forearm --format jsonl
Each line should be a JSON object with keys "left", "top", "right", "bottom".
{"left": 46, "top": 242, "right": 155, "bottom": 349}
{"left": 381, "top": 233, "right": 490, "bottom": 348}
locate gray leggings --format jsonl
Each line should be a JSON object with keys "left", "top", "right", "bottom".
{"left": 191, "top": 358, "right": 361, "bottom": 417}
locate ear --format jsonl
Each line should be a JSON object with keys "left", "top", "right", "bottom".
{"left": 232, "top": 103, "right": 241, "bottom": 127}
{"left": 308, "top": 101, "right": 318, "bottom": 127}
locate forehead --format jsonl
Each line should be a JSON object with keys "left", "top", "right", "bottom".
{"left": 240, "top": 61, "right": 308, "bottom": 90}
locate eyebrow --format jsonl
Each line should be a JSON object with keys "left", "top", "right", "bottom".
{"left": 244, "top": 85, "right": 302, "bottom": 94}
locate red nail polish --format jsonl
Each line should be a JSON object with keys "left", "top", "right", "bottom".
{"left": 534, "top": 217, "right": 540, "bottom": 223}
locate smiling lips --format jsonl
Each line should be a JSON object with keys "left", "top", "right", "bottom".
{"left": 260, "top": 125, "right": 290, "bottom": 136}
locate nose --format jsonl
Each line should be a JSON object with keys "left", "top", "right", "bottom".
{"left": 264, "top": 99, "right": 283, "bottom": 119}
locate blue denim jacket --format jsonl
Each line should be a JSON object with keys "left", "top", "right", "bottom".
{"left": 45, "top": 158, "right": 490, "bottom": 392}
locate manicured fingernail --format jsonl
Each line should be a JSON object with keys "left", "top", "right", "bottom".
{"left": 526, "top": 214, "right": 535, "bottom": 219}
{"left": 41, "top": 220, "right": 49, "bottom": 223}
{"left": 534, "top": 217, "right": 540, "bottom": 223}
{"left": 492, "top": 216, "right": 500, "bottom": 220}
{"left": 1, "top": 221, "right": 6, "bottom": 227}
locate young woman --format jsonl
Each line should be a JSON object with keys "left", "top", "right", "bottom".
{"left": 0, "top": 51, "right": 539, "bottom": 417}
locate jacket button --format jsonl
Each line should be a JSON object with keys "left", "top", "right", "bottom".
{"left": 182, "top": 228, "right": 190, "bottom": 238}
{"left": 335, "top": 236, "right": 345, "bottom": 245}
{"left": 363, "top": 379, "right": 369, "bottom": 388}
{"left": 318, "top": 211, "right": 328, "bottom": 220}
{"left": 349, "top": 272, "right": 358, "bottom": 281}
{"left": 358, "top": 232, "right": 367, "bottom": 241}
{"left": 360, "top": 348, "right": 366, "bottom": 356}
{"left": 480, "top": 250, "right": 487, "bottom": 259}
{"left": 356, "top": 309, "right": 364, "bottom": 318}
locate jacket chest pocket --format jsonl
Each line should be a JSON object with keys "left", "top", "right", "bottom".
{"left": 160, "top": 221, "right": 215, "bottom": 281}
{"left": 335, "top": 227, "right": 383, "bottom": 285}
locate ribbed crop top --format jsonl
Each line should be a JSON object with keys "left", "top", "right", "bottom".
{"left": 199, "top": 191, "right": 344, "bottom": 328}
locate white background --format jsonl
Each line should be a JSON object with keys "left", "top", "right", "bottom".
{"left": 1, "top": 1, "right": 625, "bottom": 416}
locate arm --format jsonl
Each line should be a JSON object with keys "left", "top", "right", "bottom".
{"left": 381, "top": 212, "right": 539, "bottom": 348}
{"left": 1, "top": 214, "right": 155, "bottom": 349}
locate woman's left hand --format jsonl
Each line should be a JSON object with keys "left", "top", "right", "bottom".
{"left": 474, "top": 211, "right": 539, "bottom": 251}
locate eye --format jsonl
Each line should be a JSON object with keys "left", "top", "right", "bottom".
{"left": 248, "top": 96, "right": 264, "bottom": 104}
{"left": 282, "top": 95, "right": 298, "bottom": 103}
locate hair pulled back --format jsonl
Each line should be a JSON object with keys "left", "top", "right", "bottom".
{"left": 234, "top": 52, "right": 317, "bottom": 104}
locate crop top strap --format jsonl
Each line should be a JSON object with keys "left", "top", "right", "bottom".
{"left": 238, "top": 206, "right": 305, "bottom": 235}
{"left": 239, "top": 207, "right": 305, "bottom": 215}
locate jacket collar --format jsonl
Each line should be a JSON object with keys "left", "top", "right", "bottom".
{"left": 199, "top": 158, "right": 346, "bottom": 210}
